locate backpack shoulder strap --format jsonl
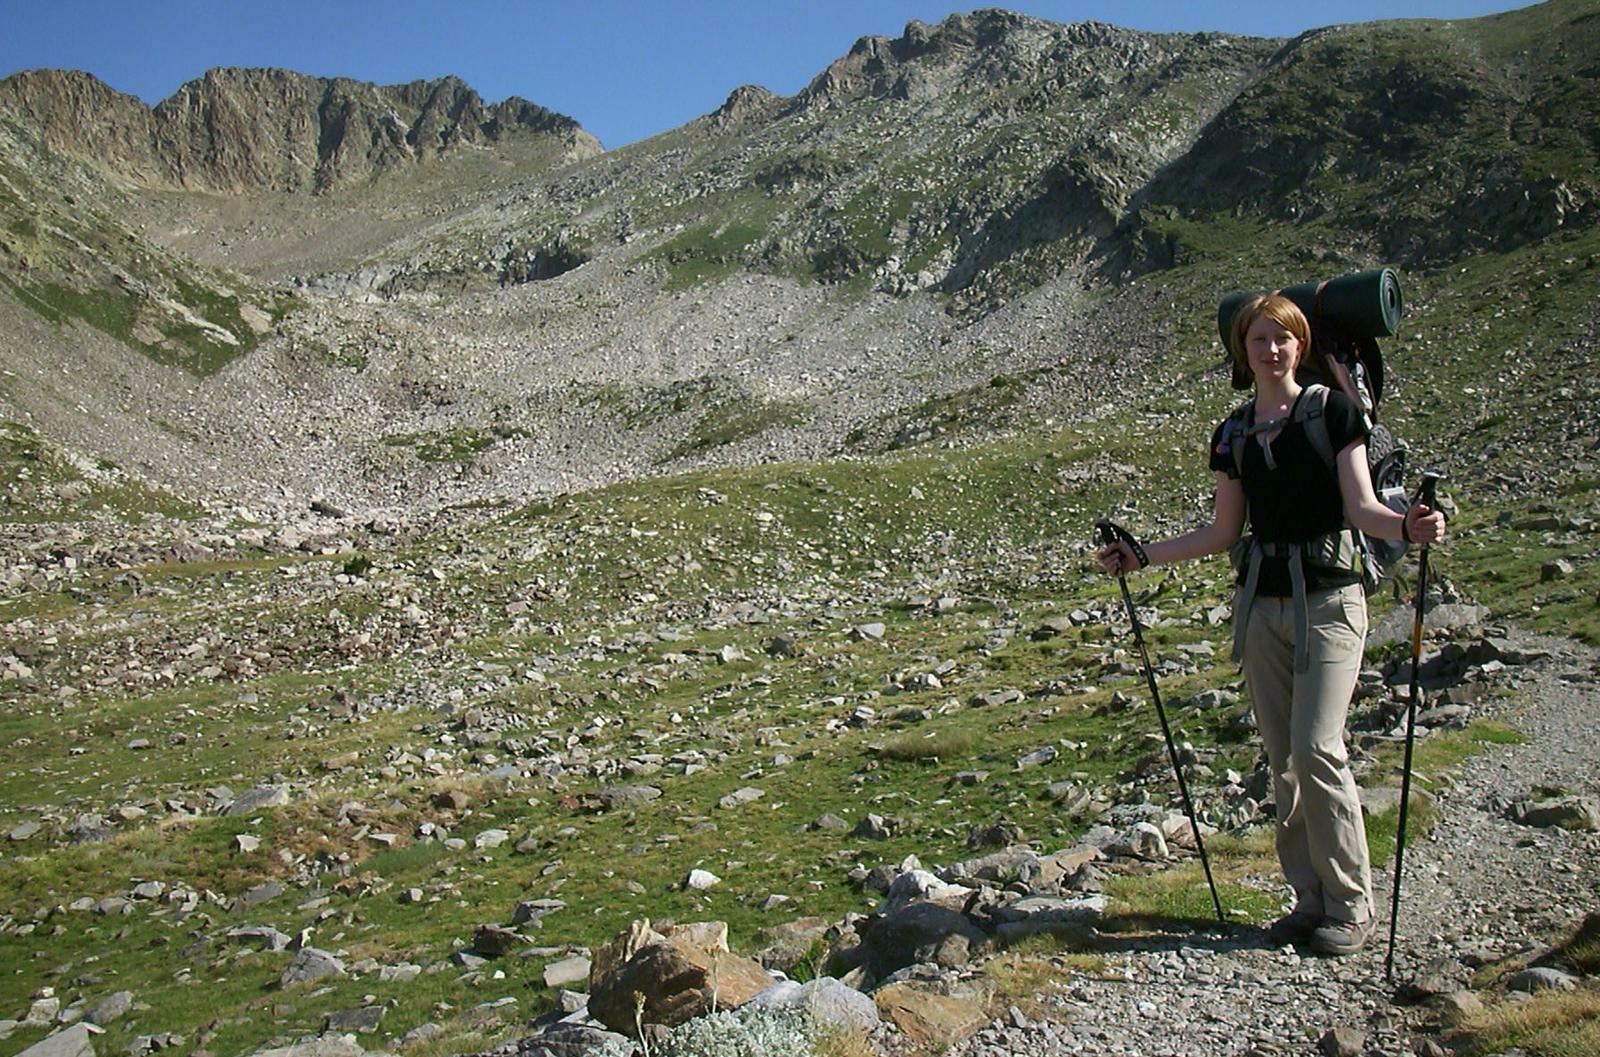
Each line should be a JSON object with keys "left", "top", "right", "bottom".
{"left": 1222, "top": 399, "right": 1254, "bottom": 479}
{"left": 1295, "top": 384, "right": 1335, "bottom": 471}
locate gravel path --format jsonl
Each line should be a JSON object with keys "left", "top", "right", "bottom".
{"left": 951, "top": 627, "right": 1600, "bottom": 1057}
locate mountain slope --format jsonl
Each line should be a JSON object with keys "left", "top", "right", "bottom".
{"left": 0, "top": 3, "right": 1595, "bottom": 520}
{"left": 1118, "top": 0, "right": 1600, "bottom": 274}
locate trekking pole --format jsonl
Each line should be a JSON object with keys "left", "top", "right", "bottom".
{"left": 1385, "top": 472, "right": 1443, "bottom": 983}
{"left": 1096, "top": 518, "right": 1226, "bottom": 925}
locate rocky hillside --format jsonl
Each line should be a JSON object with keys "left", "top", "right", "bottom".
{"left": 0, "top": 1, "right": 1596, "bottom": 523}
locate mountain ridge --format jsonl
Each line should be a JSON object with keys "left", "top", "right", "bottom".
{"left": 0, "top": 65, "right": 601, "bottom": 194}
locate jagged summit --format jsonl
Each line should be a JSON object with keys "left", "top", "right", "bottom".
{"left": 0, "top": 66, "right": 601, "bottom": 194}
{"left": 709, "top": 84, "right": 780, "bottom": 130}
{"left": 794, "top": 9, "right": 1173, "bottom": 108}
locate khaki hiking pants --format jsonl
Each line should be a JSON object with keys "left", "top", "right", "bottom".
{"left": 1238, "top": 583, "right": 1375, "bottom": 925}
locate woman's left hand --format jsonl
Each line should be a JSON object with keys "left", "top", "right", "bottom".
{"left": 1406, "top": 504, "right": 1446, "bottom": 546}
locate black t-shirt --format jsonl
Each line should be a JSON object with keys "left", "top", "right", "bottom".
{"left": 1209, "top": 388, "right": 1370, "bottom": 596}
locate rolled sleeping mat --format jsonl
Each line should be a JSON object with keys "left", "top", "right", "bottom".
{"left": 1217, "top": 266, "right": 1404, "bottom": 353}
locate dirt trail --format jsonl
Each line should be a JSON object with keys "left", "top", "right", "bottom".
{"left": 948, "top": 626, "right": 1600, "bottom": 1057}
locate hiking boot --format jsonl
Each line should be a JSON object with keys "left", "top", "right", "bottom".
{"left": 1266, "top": 910, "right": 1321, "bottom": 945}
{"left": 1310, "top": 916, "right": 1372, "bottom": 956}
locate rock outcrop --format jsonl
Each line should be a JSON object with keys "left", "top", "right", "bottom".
{"left": 587, "top": 920, "right": 775, "bottom": 1036}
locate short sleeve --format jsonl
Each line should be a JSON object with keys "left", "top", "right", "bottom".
{"left": 1209, "top": 417, "right": 1239, "bottom": 479}
{"left": 1323, "top": 389, "right": 1371, "bottom": 454}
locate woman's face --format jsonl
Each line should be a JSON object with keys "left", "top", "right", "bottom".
{"left": 1244, "top": 313, "right": 1302, "bottom": 384}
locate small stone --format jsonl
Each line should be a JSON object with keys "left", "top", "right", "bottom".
{"left": 1435, "top": 990, "right": 1485, "bottom": 1026}
{"left": 1189, "top": 688, "right": 1239, "bottom": 710}
{"left": 853, "top": 813, "right": 900, "bottom": 840}
{"left": 746, "top": 977, "right": 881, "bottom": 1033}
{"left": 226, "top": 926, "right": 292, "bottom": 952}
{"left": 1540, "top": 558, "right": 1574, "bottom": 582}
{"left": 593, "top": 785, "right": 662, "bottom": 811}
{"left": 873, "top": 985, "right": 986, "bottom": 1049}
{"left": 1032, "top": 615, "right": 1076, "bottom": 639}
{"left": 233, "top": 834, "right": 261, "bottom": 853}
{"left": 24, "top": 996, "right": 61, "bottom": 1026}
{"left": 431, "top": 789, "right": 470, "bottom": 812}
{"left": 400, "top": 1024, "right": 443, "bottom": 1047}
{"left": 223, "top": 786, "right": 290, "bottom": 817}
{"left": 1015, "top": 746, "right": 1057, "bottom": 769}
{"left": 1511, "top": 797, "right": 1600, "bottom": 831}
{"left": 15, "top": 1023, "right": 96, "bottom": 1057}
{"left": 542, "top": 955, "right": 592, "bottom": 989}
{"left": 323, "top": 1006, "right": 384, "bottom": 1033}
{"left": 511, "top": 899, "right": 567, "bottom": 926}
{"left": 685, "top": 869, "right": 721, "bottom": 890}
{"left": 280, "top": 947, "right": 346, "bottom": 988}
{"left": 767, "top": 634, "right": 803, "bottom": 658}
{"left": 473, "top": 925, "right": 522, "bottom": 957}
{"left": 1118, "top": 821, "right": 1168, "bottom": 860}
{"left": 473, "top": 828, "right": 511, "bottom": 849}
{"left": 718, "top": 786, "right": 764, "bottom": 809}
{"left": 240, "top": 881, "right": 283, "bottom": 905}
{"left": 851, "top": 622, "right": 887, "bottom": 642}
{"left": 1317, "top": 1026, "right": 1365, "bottom": 1057}
{"left": 1506, "top": 966, "right": 1578, "bottom": 992}
{"left": 86, "top": 990, "right": 134, "bottom": 1025}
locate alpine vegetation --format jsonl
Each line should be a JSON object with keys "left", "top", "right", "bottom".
{"left": 1, "top": 3, "right": 1598, "bottom": 1057}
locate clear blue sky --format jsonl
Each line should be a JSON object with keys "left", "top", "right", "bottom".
{"left": 0, "top": 0, "right": 1527, "bottom": 148}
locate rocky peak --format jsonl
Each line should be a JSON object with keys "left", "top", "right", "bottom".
{"left": 0, "top": 66, "right": 599, "bottom": 195}
{"left": 0, "top": 69, "right": 164, "bottom": 183}
{"left": 793, "top": 9, "right": 1181, "bottom": 110}
{"left": 710, "top": 84, "right": 779, "bottom": 130}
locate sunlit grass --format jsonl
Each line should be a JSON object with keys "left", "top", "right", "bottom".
{"left": 1455, "top": 989, "right": 1600, "bottom": 1057}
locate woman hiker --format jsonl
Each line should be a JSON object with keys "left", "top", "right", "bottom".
{"left": 1095, "top": 293, "right": 1445, "bottom": 956}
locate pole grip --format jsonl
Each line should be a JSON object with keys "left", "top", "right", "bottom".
{"left": 1415, "top": 471, "right": 1442, "bottom": 511}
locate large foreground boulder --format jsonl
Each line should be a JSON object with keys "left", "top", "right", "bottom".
{"left": 743, "top": 977, "right": 882, "bottom": 1033}
{"left": 857, "top": 899, "right": 987, "bottom": 978}
{"left": 873, "top": 984, "right": 987, "bottom": 1049}
{"left": 587, "top": 919, "right": 775, "bottom": 1036}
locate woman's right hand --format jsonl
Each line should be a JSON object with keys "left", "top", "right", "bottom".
{"left": 1096, "top": 541, "right": 1138, "bottom": 575}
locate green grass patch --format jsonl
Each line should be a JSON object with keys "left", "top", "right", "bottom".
{"left": 664, "top": 398, "right": 812, "bottom": 461}
{"left": 1098, "top": 827, "right": 1283, "bottom": 933}
{"left": 650, "top": 196, "right": 779, "bottom": 289}
{"left": 382, "top": 425, "right": 529, "bottom": 463}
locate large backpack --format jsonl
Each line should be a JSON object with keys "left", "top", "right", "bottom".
{"left": 1217, "top": 273, "right": 1412, "bottom": 590}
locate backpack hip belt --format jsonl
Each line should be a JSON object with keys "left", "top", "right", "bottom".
{"left": 1231, "top": 529, "right": 1362, "bottom": 674}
